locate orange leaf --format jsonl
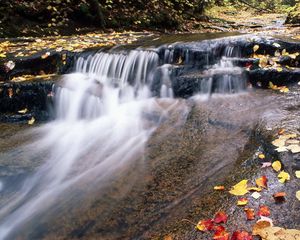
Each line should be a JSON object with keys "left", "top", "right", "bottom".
{"left": 273, "top": 192, "right": 286, "bottom": 202}
{"left": 231, "top": 231, "right": 253, "bottom": 240}
{"left": 214, "top": 211, "right": 228, "bottom": 224}
{"left": 214, "top": 186, "right": 225, "bottom": 190}
{"left": 237, "top": 198, "right": 248, "bottom": 206}
{"left": 258, "top": 205, "right": 270, "bottom": 217}
{"left": 278, "top": 129, "right": 285, "bottom": 135}
{"left": 213, "top": 226, "right": 230, "bottom": 240}
{"left": 244, "top": 208, "right": 255, "bottom": 220}
{"left": 196, "top": 219, "right": 214, "bottom": 231}
{"left": 255, "top": 176, "right": 268, "bottom": 189}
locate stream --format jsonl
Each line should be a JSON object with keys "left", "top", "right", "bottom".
{"left": 0, "top": 33, "right": 299, "bottom": 239}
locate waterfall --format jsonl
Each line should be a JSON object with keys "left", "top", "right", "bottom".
{"left": 0, "top": 39, "right": 247, "bottom": 239}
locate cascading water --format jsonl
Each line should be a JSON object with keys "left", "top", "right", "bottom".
{"left": 0, "top": 38, "right": 248, "bottom": 239}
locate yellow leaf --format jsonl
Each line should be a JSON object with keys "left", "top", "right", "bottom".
{"left": 277, "top": 67, "right": 283, "bottom": 72}
{"left": 237, "top": 198, "right": 248, "bottom": 206}
{"left": 253, "top": 45, "right": 259, "bottom": 52}
{"left": 295, "top": 171, "right": 300, "bottom": 178}
{"left": 278, "top": 171, "right": 290, "bottom": 183}
{"left": 296, "top": 191, "right": 300, "bottom": 201}
{"left": 0, "top": 53, "right": 6, "bottom": 58}
{"left": 259, "top": 56, "right": 268, "bottom": 68}
{"left": 272, "top": 43, "right": 281, "bottom": 48}
{"left": 28, "top": 117, "right": 35, "bottom": 125}
{"left": 253, "top": 226, "right": 300, "bottom": 239}
{"left": 272, "top": 161, "right": 281, "bottom": 172}
{"left": 272, "top": 138, "right": 286, "bottom": 147}
{"left": 18, "top": 108, "right": 28, "bottom": 114}
{"left": 229, "top": 180, "right": 248, "bottom": 196}
{"left": 258, "top": 153, "right": 265, "bottom": 159}
{"left": 287, "top": 144, "right": 300, "bottom": 153}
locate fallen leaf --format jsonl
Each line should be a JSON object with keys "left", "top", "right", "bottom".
{"left": 253, "top": 217, "right": 273, "bottom": 235}
{"left": 8, "top": 88, "right": 13, "bottom": 98}
{"left": 277, "top": 67, "right": 283, "bottom": 72}
{"left": 295, "top": 171, "right": 300, "bottom": 178}
{"left": 164, "top": 235, "right": 172, "bottom": 240}
{"left": 296, "top": 191, "right": 300, "bottom": 201}
{"left": 214, "top": 211, "right": 228, "bottom": 224}
{"left": 287, "top": 144, "right": 300, "bottom": 153}
{"left": 229, "top": 180, "right": 248, "bottom": 196}
{"left": 237, "top": 198, "right": 248, "bottom": 206}
{"left": 286, "top": 139, "right": 300, "bottom": 145}
{"left": 231, "top": 231, "right": 253, "bottom": 240}
{"left": 258, "top": 205, "right": 270, "bottom": 217}
{"left": 273, "top": 192, "right": 286, "bottom": 202}
{"left": 214, "top": 186, "right": 225, "bottom": 191}
{"left": 244, "top": 208, "right": 255, "bottom": 220}
{"left": 261, "top": 162, "right": 272, "bottom": 168}
{"left": 272, "top": 161, "right": 281, "bottom": 172}
{"left": 213, "top": 226, "right": 230, "bottom": 240}
{"left": 258, "top": 153, "right": 265, "bottom": 159}
{"left": 251, "top": 192, "right": 261, "bottom": 199}
{"left": 255, "top": 176, "right": 267, "bottom": 189}
{"left": 275, "top": 146, "right": 288, "bottom": 152}
{"left": 247, "top": 187, "right": 262, "bottom": 192}
{"left": 196, "top": 219, "right": 214, "bottom": 232}
{"left": 278, "top": 171, "right": 290, "bottom": 183}
{"left": 278, "top": 129, "right": 285, "bottom": 135}
{"left": 272, "top": 43, "right": 281, "bottom": 48}
{"left": 272, "top": 138, "right": 286, "bottom": 148}
{"left": 41, "top": 52, "right": 50, "bottom": 59}
{"left": 259, "top": 56, "right": 268, "bottom": 68}
{"left": 18, "top": 108, "right": 28, "bottom": 114}
{"left": 28, "top": 117, "right": 35, "bottom": 125}
{"left": 253, "top": 45, "right": 259, "bottom": 52}
{"left": 253, "top": 226, "right": 300, "bottom": 240}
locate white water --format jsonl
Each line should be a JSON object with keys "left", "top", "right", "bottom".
{"left": 0, "top": 50, "right": 177, "bottom": 239}
{"left": 0, "top": 44, "right": 246, "bottom": 239}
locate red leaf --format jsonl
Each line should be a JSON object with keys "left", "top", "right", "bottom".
{"left": 244, "top": 208, "right": 255, "bottom": 220}
{"left": 273, "top": 192, "right": 286, "bottom": 202}
{"left": 196, "top": 219, "right": 214, "bottom": 231}
{"left": 255, "top": 176, "right": 268, "bottom": 188}
{"left": 231, "top": 231, "right": 253, "bottom": 240}
{"left": 214, "top": 211, "right": 228, "bottom": 224}
{"left": 213, "top": 226, "right": 230, "bottom": 240}
{"left": 258, "top": 205, "right": 270, "bottom": 217}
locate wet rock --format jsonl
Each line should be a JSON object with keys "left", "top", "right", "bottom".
{"left": 0, "top": 79, "right": 56, "bottom": 122}
{"left": 248, "top": 68, "right": 300, "bottom": 88}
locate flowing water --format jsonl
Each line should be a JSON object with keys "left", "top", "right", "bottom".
{"left": 0, "top": 36, "right": 283, "bottom": 239}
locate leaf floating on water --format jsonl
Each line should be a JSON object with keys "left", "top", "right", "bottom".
{"left": 214, "top": 185, "right": 225, "bottom": 190}
{"left": 258, "top": 205, "right": 270, "bottom": 217}
{"left": 259, "top": 56, "right": 268, "bottom": 68}
{"left": 214, "top": 211, "right": 228, "bottom": 224}
{"left": 28, "top": 117, "right": 35, "bottom": 125}
{"left": 258, "top": 153, "right": 265, "bottom": 159}
{"left": 253, "top": 45, "right": 259, "bottom": 53}
{"left": 255, "top": 176, "right": 268, "bottom": 189}
{"left": 18, "top": 108, "right": 28, "bottom": 114}
{"left": 229, "top": 180, "right": 248, "bottom": 196}
{"left": 295, "top": 171, "right": 300, "bottom": 178}
{"left": 272, "top": 161, "right": 282, "bottom": 172}
{"left": 244, "top": 208, "right": 255, "bottom": 220}
{"left": 277, "top": 67, "right": 283, "bottom": 72}
{"left": 196, "top": 219, "right": 214, "bottom": 232}
{"left": 237, "top": 198, "right": 248, "bottom": 206}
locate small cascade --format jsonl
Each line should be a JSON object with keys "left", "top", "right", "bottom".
{"left": 0, "top": 36, "right": 249, "bottom": 239}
